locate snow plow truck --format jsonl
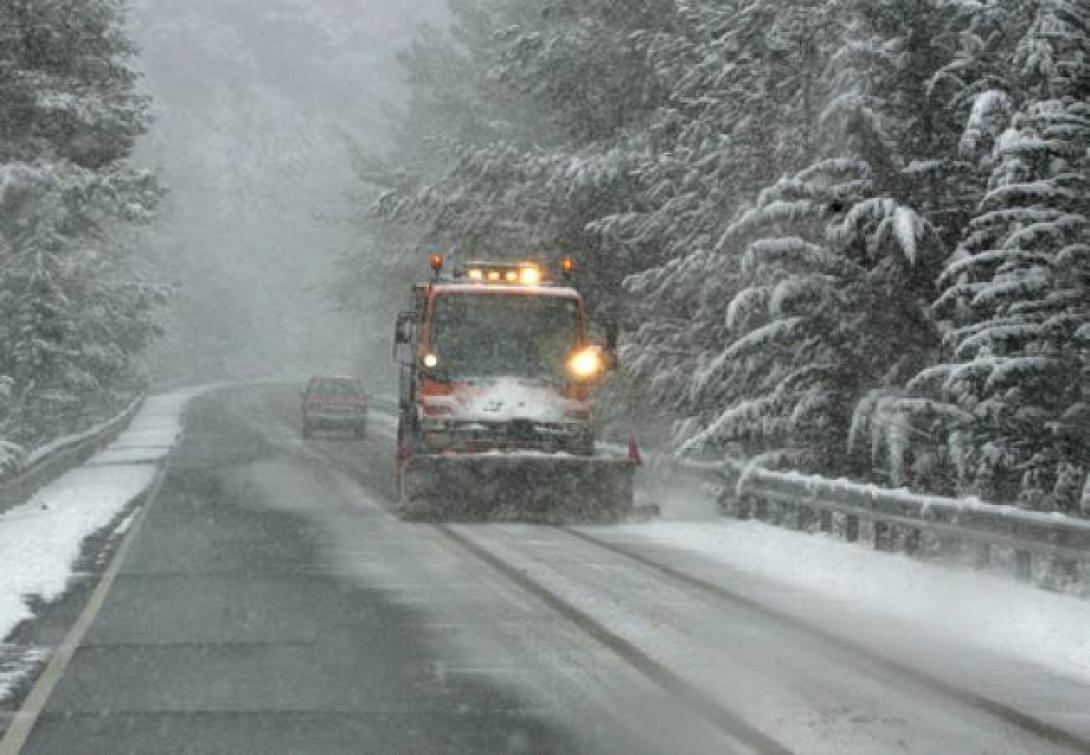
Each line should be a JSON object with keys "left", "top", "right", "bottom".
{"left": 392, "top": 255, "right": 636, "bottom": 521}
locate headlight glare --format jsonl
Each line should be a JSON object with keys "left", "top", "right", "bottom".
{"left": 567, "top": 348, "right": 602, "bottom": 380}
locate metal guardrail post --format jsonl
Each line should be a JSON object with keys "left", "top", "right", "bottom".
{"left": 774, "top": 501, "right": 788, "bottom": 527}
{"left": 1015, "top": 550, "right": 1032, "bottom": 581}
{"left": 755, "top": 497, "right": 768, "bottom": 522}
{"left": 905, "top": 527, "right": 920, "bottom": 556}
{"left": 874, "top": 521, "right": 890, "bottom": 551}
{"left": 846, "top": 514, "right": 860, "bottom": 543}
{"left": 796, "top": 504, "right": 813, "bottom": 532}
{"left": 661, "top": 452, "right": 1089, "bottom": 590}
{"left": 0, "top": 393, "right": 145, "bottom": 515}
{"left": 1056, "top": 556, "right": 1079, "bottom": 584}
{"left": 737, "top": 495, "right": 752, "bottom": 520}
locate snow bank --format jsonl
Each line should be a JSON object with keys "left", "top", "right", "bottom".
{"left": 612, "top": 520, "right": 1090, "bottom": 684}
{"left": 0, "top": 465, "right": 160, "bottom": 641}
{"left": 0, "top": 393, "right": 143, "bottom": 483}
{"left": 0, "top": 387, "right": 208, "bottom": 700}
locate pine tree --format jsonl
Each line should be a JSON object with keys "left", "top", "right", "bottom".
{"left": 903, "top": 0, "right": 1090, "bottom": 510}
{"left": 0, "top": 0, "right": 161, "bottom": 446}
{"left": 355, "top": 0, "right": 1090, "bottom": 514}
{"left": 667, "top": 158, "right": 943, "bottom": 472}
{"left": 598, "top": 0, "right": 841, "bottom": 437}
{"left": 362, "top": 0, "right": 678, "bottom": 315}
{"left": 628, "top": 0, "right": 952, "bottom": 471}
{"left": 0, "top": 0, "right": 148, "bottom": 167}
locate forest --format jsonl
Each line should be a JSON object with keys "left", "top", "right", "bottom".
{"left": 0, "top": 0, "right": 160, "bottom": 465}
{"left": 0, "top": 0, "right": 1086, "bottom": 515}
{"left": 350, "top": 0, "right": 1090, "bottom": 514}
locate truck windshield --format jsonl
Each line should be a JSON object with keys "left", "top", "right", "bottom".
{"left": 431, "top": 293, "right": 580, "bottom": 380}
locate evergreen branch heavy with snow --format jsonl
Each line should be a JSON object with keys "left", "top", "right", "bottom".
{"left": 898, "top": 1, "right": 1090, "bottom": 512}
{"left": 354, "top": 0, "right": 1090, "bottom": 514}
{"left": 0, "top": 0, "right": 163, "bottom": 453}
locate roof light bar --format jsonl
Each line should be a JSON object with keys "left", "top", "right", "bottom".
{"left": 456, "top": 261, "right": 547, "bottom": 286}
{"left": 561, "top": 256, "right": 575, "bottom": 280}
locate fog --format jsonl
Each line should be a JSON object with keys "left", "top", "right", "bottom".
{"left": 131, "top": 0, "right": 448, "bottom": 387}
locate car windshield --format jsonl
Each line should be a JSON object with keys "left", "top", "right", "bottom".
{"left": 311, "top": 380, "right": 363, "bottom": 397}
{"left": 430, "top": 293, "right": 579, "bottom": 380}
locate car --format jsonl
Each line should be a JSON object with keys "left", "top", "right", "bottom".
{"left": 301, "top": 377, "right": 369, "bottom": 439}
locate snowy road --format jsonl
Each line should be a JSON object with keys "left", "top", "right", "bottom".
{"left": 4, "top": 386, "right": 1090, "bottom": 754}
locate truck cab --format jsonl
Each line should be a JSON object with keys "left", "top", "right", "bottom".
{"left": 394, "top": 258, "right": 611, "bottom": 461}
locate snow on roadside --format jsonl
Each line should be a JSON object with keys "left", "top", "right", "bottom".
{"left": 0, "top": 646, "right": 46, "bottom": 698}
{"left": 0, "top": 387, "right": 208, "bottom": 700}
{"left": 0, "top": 443, "right": 22, "bottom": 479}
{"left": 23, "top": 394, "right": 144, "bottom": 469}
{"left": 610, "top": 519, "right": 1090, "bottom": 685}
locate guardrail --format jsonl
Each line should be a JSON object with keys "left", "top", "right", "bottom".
{"left": 375, "top": 399, "right": 1087, "bottom": 586}
{"left": 651, "top": 455, "right": 1090, "bottom": 589}
{"left": 0, "top": 394, "right": 146, "bottom": 515}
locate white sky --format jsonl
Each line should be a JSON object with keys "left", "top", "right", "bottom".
{"left": 130, "top": 0, "right": 449, "bottom": 384}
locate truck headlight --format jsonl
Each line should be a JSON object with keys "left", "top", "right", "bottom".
{"left": 567, "top": 347, "right": 602, "bottom": 380}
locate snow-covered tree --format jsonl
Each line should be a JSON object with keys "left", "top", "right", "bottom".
{"left": 491, "top": 0, "right": 675, "bottom": 144}
{"left": 357, "top": 0, "right": 1090, "bottom": 515}
{"left": 597, "top": 1, "right": 843, "bottom": 440}
{"left": 656, "top": 158, "right": 942, "bottom": 472}
{"left": 358, "top": 0, "right": 679, "bottom": 316}
{"left": 626, "top": 0, "right": 954, "bottom": 470}
{"left": 0, "top": 164, "right": 161, "bottom": 444}
{"left": 0, "top": 0, "right": 161, "bottom": 446}
{"left": 0, "top": 0, "right": 148, "bottom": 167}
{"left": 606, "top": 0, "right": 838, "bottom": 295}
{"left": 898, "top": 0, "right": 1090, "bottom": 510}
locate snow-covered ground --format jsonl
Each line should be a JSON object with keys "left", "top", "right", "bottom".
{"left": 0, "top": 387, "right": 207, "bottom": 700}
{"left": 604, "top": 518, "right": 1090, "bottom": 687}
{"left": 0, "top": 395, "right": 145, "bottom": 482}
{"left": 22, "top": 394, "right": 145, "bottom": 469}
{"left": 6, "top": 384, "right": 1089, "bottom": 722}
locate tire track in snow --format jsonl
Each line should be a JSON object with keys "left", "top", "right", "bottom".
{"left": 433, "top": 524, "right": 793, "bottom": 755}
{"left": 561, "top": 526, "right": 1090, "bottom": 754}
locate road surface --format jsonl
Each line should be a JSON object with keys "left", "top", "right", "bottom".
{"left": 4, "top": 386, "right": 1090, "bottom": 754}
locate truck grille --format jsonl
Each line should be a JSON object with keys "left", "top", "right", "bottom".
{"left": 424, "top": 419, "right": 584, "bottom": 452}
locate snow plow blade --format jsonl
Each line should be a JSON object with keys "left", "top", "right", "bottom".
{"left": 399, "top": 454, "right": 635, "bottom": 522}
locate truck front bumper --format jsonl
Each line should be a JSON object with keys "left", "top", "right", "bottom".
{"left": 419, "top": 418, "right": 594, "bottom": 454}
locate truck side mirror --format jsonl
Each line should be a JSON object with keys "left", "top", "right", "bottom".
{"left": 393, "top": 311, "right": 413, "bottom": 361}
{"left": 604, "top": 320, "right": 619, "bottom": 370}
